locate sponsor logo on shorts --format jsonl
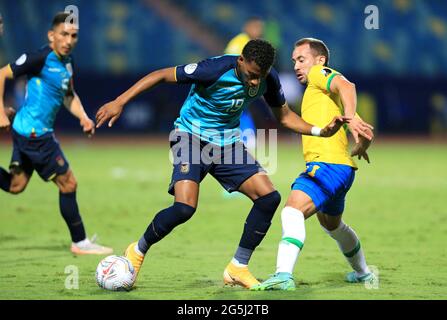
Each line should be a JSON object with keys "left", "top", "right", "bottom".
{"left": 180, "top": 162, "right": 190, "bottom": 174}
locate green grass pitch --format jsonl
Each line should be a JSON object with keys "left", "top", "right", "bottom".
{"left": 0, "top": 138, "right": 446, "bottom": 300}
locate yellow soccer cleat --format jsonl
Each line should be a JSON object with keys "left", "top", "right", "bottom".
{"left": 124, "top": 242, "right": 145, "bottom": 276}
{"left": 223, "top": 262, "right": 260, "bottom": 289}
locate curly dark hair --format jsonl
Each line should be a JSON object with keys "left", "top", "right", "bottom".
{"left": 242, "top": 39, "right": 276, "bottom": 73}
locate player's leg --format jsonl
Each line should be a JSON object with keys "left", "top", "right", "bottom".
{"left": 7, "top": 167, "right": 31, "bottom": 194}
{"left": 53, "top": 169, "right": 113, "bottom": 255}
{"left": 252, "top": 163, "right": 336, "bottom": 291}
{"left": 1, "top": 132, "right": 33, "bottom": 193}
{"left": 252, "top": 189, "right": 317, "bottom": 291}
{"left": 222, "top": 172, "right": 281, "bottom": 289}
{"left": 212, "top": 141, "right": 281, "bottom": 288}
{"left": 317, "top": 212, "right": 375, "bottom": 283}
{"left": 136, "top": 180, "right": 199, "bottom": 254}
{"left": 125, "top": 132, "right": 203, "bottom": 277}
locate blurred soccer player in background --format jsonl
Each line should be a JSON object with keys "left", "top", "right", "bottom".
{"left": 0, "top": 12, "right": 113, "bottom": 255}
{"left": 0, "top": 13, "right": 4, "bottom": 37}
{"left": 95, "top": 39, "right": 366, "bottom": 289}
{"left": 224, "top": 17, "right": 264, "bottom": 152}
{"left": 252, "top": 38, "right": 375, "bottom": 291}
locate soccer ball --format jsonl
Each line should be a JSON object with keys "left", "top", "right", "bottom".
{"left": 95, "top": 255, "right": 136, "bottom": 291}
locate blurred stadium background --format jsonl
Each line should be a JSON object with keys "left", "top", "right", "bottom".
{"left": 0, "top": 0, "right": 446, "bottom": 300}
{"left": 1, "top": 0, "right": 447, "bottom": 136}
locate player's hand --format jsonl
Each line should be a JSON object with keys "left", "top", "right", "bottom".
{"left": 351, "top": 137, "right": 371, "bottom": 163}
{"left": 0, "top": 110, "right": 11, "bottom": 132}
{"left": 95, "top": 100, "right": 124, "bottom": 128}
{"left": 320, "top": 115, "right": 351, "bottom": 137}
{"left": 81, "top": 116, "right": 95, "bottom": 138}
{"left": 348, "top": 118, "right": 374, "bottom": 144}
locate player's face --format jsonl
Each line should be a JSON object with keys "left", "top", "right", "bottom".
{"left": 292, "top": 43, "right": 324, "bottom": 85}
{"left": 48, "top": 23, "right": 78, "bottom": 56}
{"left": 237, "top": 56, "right": 269, "bottom": 88}
{"left": 245, "top": 20, "right": 264, "bottom": 39}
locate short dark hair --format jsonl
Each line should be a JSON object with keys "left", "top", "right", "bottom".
{"left": 295, "top": 38, "right": 330, "bottom": 66}
{"left": 51, "top": 12, "right": 71, "bottom": 29}
{"left": 242, "top": 39, "right": 275, "bottom": 73}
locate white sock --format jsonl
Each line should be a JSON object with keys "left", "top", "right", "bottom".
{"left": 322, "top": 221, "right": 370, "bottom": 276}
{"left": 275, "top": 207, "right": 306, "bottom": 274}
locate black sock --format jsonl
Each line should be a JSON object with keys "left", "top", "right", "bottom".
{"left": 0, "top": 167, "right": 12, "bottom": 192}
{"left": 59, "top": 192, "right": 86, "bottom": 243}
{"left": 238, "top": 191, "right": 281, "bottom": 251}
{"left": 139, "top": 202, "right": 196, "bottom": 253}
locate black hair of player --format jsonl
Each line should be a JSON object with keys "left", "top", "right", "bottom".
{"left": 242, "top": 39, "right": 275, "bottom": 74}
{"left": 295, "top": 38, "right": 330, "bottom": 67}
{"left": 51, "top": 12, "right": 71, "bottom": 29}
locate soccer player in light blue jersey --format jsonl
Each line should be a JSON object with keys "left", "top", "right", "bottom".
{"left": 0, "top": 12, "right": 112, "bottom": 255}
{"left": 96, "top": 39, "right": 370, "bottom": 289}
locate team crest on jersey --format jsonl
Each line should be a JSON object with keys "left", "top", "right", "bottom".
{"left": 184, "top": 63, "right": 198, "bottom": 74}
{"left": 56, "top": 155, "right": 65, "bottom": 167}
{"left": 180, "top": 162, "right": 190, "bottom": 174}
{"left": 321, "top": 68, "right": 332, "bottom": 77}
{"left": 248, "top": 85, "right": 259, "bottom": 97}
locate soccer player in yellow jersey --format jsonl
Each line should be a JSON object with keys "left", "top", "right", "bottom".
{"left": 224, "top": 17, "right": 264, "bottom": 152}
{"left": 252, "top": 38, "right": 376, "bottom": 291}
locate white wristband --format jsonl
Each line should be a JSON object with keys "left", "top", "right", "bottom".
{"left": 311, "top": 126, "right": 322, "bottom": 136}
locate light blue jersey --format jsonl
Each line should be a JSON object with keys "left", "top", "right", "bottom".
{"left": 175, "top": 55, "right": 285, "bottom": 146}
{"left": 9, "top": 46, "right": 73, "bottom": 138}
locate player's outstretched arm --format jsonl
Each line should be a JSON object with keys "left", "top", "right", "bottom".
{"left": 64, "top": 90, "right": 95, "bottom": 138}
{"left": 272, "top": 103, "right": 350, "bottom": 137}
{"left": 0, "top": 65, "right": 14, "bottom": 131}
{"left": 329, "top": 75, "right": 374, "bottom": 142}
{"left": 96, "top": 67, "right": 176, "bottom": 128}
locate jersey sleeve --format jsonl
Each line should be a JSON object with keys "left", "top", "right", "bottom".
{"left": 9, "top": 48, "right": 49, "bottom": 78}
{"left": 263, "top": 68, "right": 286, "bottom": 108}
{"left": 307, "top": 65, "right": 340, "bottom": 92}
{"left": 175, "top": 56, "right": 235, "bottom": 86}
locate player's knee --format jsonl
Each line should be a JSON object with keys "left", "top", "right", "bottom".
{"left": 320, "top": 219, "right": 343, "bottom": 233}
{"left": 254, "top": 190, "right": 281, "bottom": 217}
{"left": 57, "top": 174, "right": 77, "bottom": 193}
{"left": 173, "top": 202, "right": 196, "bottom": 223}
{"left": 9, "top": 183, "right": 26, "bottom": 195}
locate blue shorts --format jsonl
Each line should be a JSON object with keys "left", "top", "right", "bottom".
{"left": 291, "top": 162, "right": 355, "bottom": 216}
{"left": 10, "top": 130, "right": 69, "bottom": 181}
{"left": 168, "top": 132, "right": 264, "bottom": 195}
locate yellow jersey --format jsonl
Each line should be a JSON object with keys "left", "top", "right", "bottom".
{"left": 224, "top": 33, "right": 250, "bottom": 54}
{"left": 301, "top": 65, "right": 357, "bottom": 169}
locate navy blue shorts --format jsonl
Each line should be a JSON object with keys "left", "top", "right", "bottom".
{"left": 10, "top": 130, "right": 69, "bottom": 181}
{"left": 168, "top": 132, "right": 264, "bottom": 195}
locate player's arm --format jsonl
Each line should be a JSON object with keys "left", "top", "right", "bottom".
{"left": 330, "top": 75, "right": 374, "bottom": 143}
{"left": 0, "top": 65, "right": 14, "bottom": 131}
{"left": 272, "top": 103, "right": 349, "bottom": 137}
{"left": 264, "top": 68, "right": 349, "bottom": 137}
{"left": 96, "top": 67, "right": 176, "bottom": 128}
{"left": 64, "top": 82, "right": 95, "bottom": 137}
